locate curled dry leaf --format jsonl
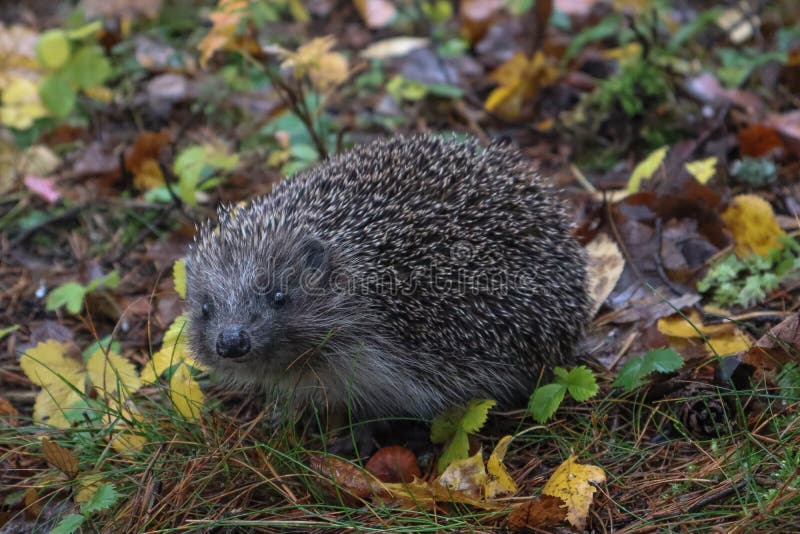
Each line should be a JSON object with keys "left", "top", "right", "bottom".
{"left": 41, "top": 437, "right": 79, "bottom": 479}
{"left": 585, "top": 233, "right": 625, "bottom": 316}
{"left": 308, "top": 453, "right": 384, "bottom": 505}
{"left": 741, "top": 313, "right": 800, "bottom": 383}
{"left": 507, "top": 494, "right": 568, "bottom": 532}
{"left": 365, "top": 445, "right": 420, "bottom": 483}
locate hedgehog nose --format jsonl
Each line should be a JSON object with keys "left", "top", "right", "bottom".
{"left": 216, "top": 326, "right": 251, "bottom": 359}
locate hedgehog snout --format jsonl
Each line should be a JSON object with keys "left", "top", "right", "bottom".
{"left": 216, "top": 326, "right": 252, "bottom": 359}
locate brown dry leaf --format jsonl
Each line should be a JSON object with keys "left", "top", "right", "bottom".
{"left": 0, "top": 397, "right": 19, "bottom": 426}
{"left": 485, "top": 52, "right": 558, "bottom": 120}
{"left": 460, "top": 0, "right": 504, "bottom": 43}
{"left": 738, "top": 124, "right": 784, "bottom": 157}
{"left": 507, "top": 494, "right": 568, "bottom": 531}
{"left": 353, "top": 0, "right": 396, "bottom": 29}
{"left": 585, "top": 233, "right": 625, "bottom": 316}
{"left": 309, "top": 453, "right": 384, "bottom": 503}
{"left": 541, "top": 455, "right": 605, "bottom": 531}
{"left": 721, "top": 194, "right": 785, "bottom": 257}
{"left": 742, "top": 314, "right": 800, "bottom": 383}
{"left": 365, "top": 445, "right": 420, "bottom": 483}
{"left": 41, "top": 437, "right": 79, "bottom": 478}
{"left": 126, "top": 130, "right": 170, "bottom": 190}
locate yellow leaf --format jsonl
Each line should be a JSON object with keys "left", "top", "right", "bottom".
{"left": 706, "top": 330, "right": 752, "bottom": 356}
{"left": 169, "top": 363, "right": 203, "bottom": 420}
{"left": 1, "top": 77, "right": 48, "bottom": 129}
{"left": 36, "top": 29, "right": 71, "bottom": 70}
{"left": 721, "top": 194, "right": 785, "bottom": 257}
{"left": 86, "top": 349, "right": 142, "bottom": 398}
{"left": 438, "top": 449, "right": 486, "bottom": 500}
{"left": 684, "top": 157, "right": 717, "bottom": 184}
{"left": 657, "top": 310, "right": 731, "bottom": 338}
{"left": 33, "top": 382, "right": 83, "bottom": 428}
{"left": 132, "top": 158, "right": 164, "bottom": 190}
{"left": 197, "top": 0, "right": 250, "bottom": 68}
{"left": 627, "top": 146, "right": 668, "bottom": 192}
{"left": 542, "top": 455, "right": 606, "bottom": 531}
{"left": 657, "top": 310, "right": 753, "bottom": 356}
{"left": 20, "top": 340, "right": 83, "bottom": 388}
{"left": 602, "top": 42, "right": 642, "bottom": 64}
{"left": 173, "top": 258, "right": 186, "bottom": 299}
{"left": 82, "top": 85, "right": 113, "bottom": 103}
{"left": 309, "top": 52, "right": 349, "bottom": 92}
{"left": 485, "top": 52, "right": 558, "bottom": 121}
{"left": 485, "top": 435, "right": 517, "bottom": 499}
{"left": 585, "top": 233, "right": 625, "bottom": 316}
{"left": 74, "top": 473, "right": 104, "bottom": 504}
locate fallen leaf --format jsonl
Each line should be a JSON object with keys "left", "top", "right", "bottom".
{"left": 169, "top": 363, "right": 203, "bottom": 421}
{"left": 585, "top": 233, "right": 625, "bottom": 316}
{"left": 438, "top": 449, "right": 486, "bottom": 500}
{"left": 541, "top": 455, "right": 606, "bottom": 531}
{"left": 366, "top": 446, "right": 420, "bottom": 483}
{"left": 86, "top": 349, "right": 143, "bottom": 398}
{"left": 485, "top": 435, "right": 517, "bottom": 499}
{"left": 684, "top": 157, "right": 717, "bottom": 185}
{"left": 20, "top": 340, "right": 85, "bottom": 428}
{"left": 360, "top": 37, "right": 430, "bottom": 60}
{"left": 658, "top": 309, "right": 753, "bottom": 356}
{"left": 42, "top": 437, "right": 79, "bottom": 478}
{"left": 742, "top": 314, "right": 800, "bottom": 382}
{"left": 627, "top": 146, "right": 668, "bottom": 192}
{"left": 485, "top": 52, "right": 558, "bottom": 120}
{"left": 1, "top": 77, "right": 48, "bottom": 129}
{"left": 721, "top": 194, "right": 785, "bottom": 257}
{"left": 507, "top": 494, "right": 568, "bottom": 531}
{"left": 24, "top": 176, "right": 60, "bottom": 203}
{"left": 738, "top": 124, "right": 783, "bottom": 157}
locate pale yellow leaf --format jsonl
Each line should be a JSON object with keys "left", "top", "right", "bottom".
{"left": 685, "top": 157, "right": 717, "bottom": 184}
{"left": 360, "top": 37, "right": 430, "bottom": 59}
{"left": 721, "top": 194, "right": 785, "bottom": 257}
{"left": 169, "top": 363, "right": 203, "bottom": 420}
{"left": 86, "top": 349, "right": 142, "bottom": 397}
{"left": 485, "top": 435, "right": 517, "bottom": 499}
{"left": 173, "top": 258, "right": 186, "bottom": 299}
{"left": 627, "top": 146, "right": 668, "bottom": 193}
{"left": 657, "top": 310, "right": 731, "bottom": 338}
{"left": 542, "top": 455, "right": 606, "bottom": 531}
{"left": 309, "top": 52, "right": 349, "bottom": 92}
{"left": 33, "top": 381, "right": 83, "bottom": 428}
{"left": 438, "top": 449, "right": 486, "bottom": 500}
{"left": 585, "top": 233, "right": 625, "bottom": 316}
{"left": 20, "top": 340, "right": 84, "bottom": 388}
{"left": 1, "top": 77, "right": 48, "bottom": 129}
{"left": 74, "top": 473, "right": 104, "bottom": 504}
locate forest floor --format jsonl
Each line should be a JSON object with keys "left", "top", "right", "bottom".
{"left": 2, "top": 1, "right": 800, "bottom": 532}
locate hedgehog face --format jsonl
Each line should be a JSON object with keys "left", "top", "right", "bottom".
{"left": 185, "top": 225, "right": 341, "bottom": 388}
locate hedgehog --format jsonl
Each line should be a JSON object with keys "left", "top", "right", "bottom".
{"left": 185, "top": 135, "right": 590, "bottom": 420}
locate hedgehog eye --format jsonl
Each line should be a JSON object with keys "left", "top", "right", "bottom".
{"left": 272, "top": 290, "right": 286, "bottom": 307}
{"left": 201, "top": 301, "right": 212, "bottom": 318}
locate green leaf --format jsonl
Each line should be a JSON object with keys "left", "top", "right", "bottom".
{"left": 85, "top": 270, "right": 120, "bottom": 292}
{"left": 46, "top": 282, "right": 87, "bottom": 314}
{"left": 437, "top": 428, "right": 468, "bottom": 474}
{"left": 80, "top": 483, "right": 121, "bottom": 515}
{"left": 556, "top": 365, "right": 599, "bottom": 402}
{"left": 563, "top": 14, "right": 622, "bottom": 63}
{"left": 528, "top": 383, "right": 567, "bottom": 423}
{"left": 0, "top": 325, "right": 19, "bottom": 340}
{"left": 173, "top": 145, "right": 207, "bottom": 205}
{"left": 36, "top": 29, "right": 71, "bottom": 69}
{"left": 50, "top": 514, "right": 85, "bottom": 534}
{"left": 646, "top": 347, "right": 685, "bottom": 373}
{"left": 613, "top": 347, "right": 684, "bottom": 392}
{"left": 66, "top": 21, "right": 102, "bottom": 40}
{"left": 289, "top": 144, "right": 318, "bottom": 162}
{"left": 64, "top": 45, "right": 111, "bottom": 89}
{"left": 460, "top": 399, "right": 496, "bottom": 434}
{"left": 39, "top": 75, "right": 76, "bottom": 118}
{"left": 430, "top": 406, "right": 460, "bottom": 444}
